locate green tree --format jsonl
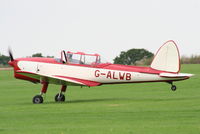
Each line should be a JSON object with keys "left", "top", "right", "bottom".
{"left": 31, "top": 53, "right": 54, "bottom": 58}
{"left": 113, "top": 49, "right": 154, "bottom": 65}
{"left": 32, "top": 53, "right": 43, "bottom": 57}
{"left": 0, "top": 54, "right": 10, "bottom": 66}
{"left": 47, "top": 56, "right": 54, "bottom": 58}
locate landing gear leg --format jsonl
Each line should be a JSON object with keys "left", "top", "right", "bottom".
{"left": 33, "top": 82, "right": 49, "bottom": 104}
{"left": 55, "top": 85, "right": 67, "bottom": 102}
{"left": 168, "top": 81, "right": 177, "bottom": 91}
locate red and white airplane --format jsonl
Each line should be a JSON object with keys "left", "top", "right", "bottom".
{"left": 8, "top": 40, "right": 193, "bottom": 104}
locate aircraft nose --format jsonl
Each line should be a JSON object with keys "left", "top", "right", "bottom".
{"left": 8, "top": 60, "right": 14, "bottom": 67}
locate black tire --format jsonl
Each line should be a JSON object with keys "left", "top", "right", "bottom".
{"left": 171, "top": 85, "right": 177, "bottom": 91}
{"left": 55, "top": 93, "right": 65, "bottom": 102}
{"left": 33, "top": 95, "right": 43, "bottom": 104}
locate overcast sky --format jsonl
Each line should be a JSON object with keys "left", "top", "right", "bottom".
{"left": 0, "top": 0, "right": 200, "bottom": 62}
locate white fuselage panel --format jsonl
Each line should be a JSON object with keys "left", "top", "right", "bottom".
{"left": 17, "top": 61, "right": 184, "bottom": 84}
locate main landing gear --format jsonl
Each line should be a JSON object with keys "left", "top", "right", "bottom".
{"left": 32, "top": 82, "right": 48, "bottom": 104}
{"left": 167, "top": 81, "right": 177, "bottom": 91}
{"left": 55, "top": 85, "right": 67, "bottom": 102}
{"left": 32, "top": 82, "right": 67, "bottom": 104}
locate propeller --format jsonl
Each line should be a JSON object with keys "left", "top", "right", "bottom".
{"left": 8, "top": 47, "right": 14, "bottom": 61}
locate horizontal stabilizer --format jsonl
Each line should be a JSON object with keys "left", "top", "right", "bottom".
{"left": 159, "top": 73, "right": 194, "bottom": 78}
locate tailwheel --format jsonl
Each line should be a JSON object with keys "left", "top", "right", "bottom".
{"left": 33, "top": 95, "right": 43, "bottom": 104}
{"left": 171, "top": 85, "right": 177, "bottom": 91}
{"left": 55, "top": 93, "right": 65, "bottom": 102}
{"left": 167, "top": 81, "right": 177, "bottom": 91}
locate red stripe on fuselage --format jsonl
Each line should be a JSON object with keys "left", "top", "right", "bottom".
{"left": 15, "top": 57, "right": 61, "bottom": 64}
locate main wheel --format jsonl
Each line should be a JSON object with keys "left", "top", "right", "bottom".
{"left": 171, "top": 85, "right": 177, "bottom": 91}
{"left": 33, "top": 95, "right": 43, "bottom": 104}
{"left": 55, "top": 93, "right": 65, "bottom": 102}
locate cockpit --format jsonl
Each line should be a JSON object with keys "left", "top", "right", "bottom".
{"left": 60, "top": 51, "right": 107, "bottom": 66}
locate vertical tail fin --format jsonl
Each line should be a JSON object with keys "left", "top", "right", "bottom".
{"left": 150, "top": 40, "right": 180, "bottom": 73}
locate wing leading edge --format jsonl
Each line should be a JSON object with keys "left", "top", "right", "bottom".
{"left": 16, "top": 70, "right": 101, "bottom": 87}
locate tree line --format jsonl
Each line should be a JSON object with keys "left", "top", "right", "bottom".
{"left": 0, "top": 54, "right": 10, "bottom": 66}
{"left": 181, "top": 55, "right": 200, "bottom": 64}
{"left": 113, "top": 49, "right": 154, "bottom": 65}
{"left": 113, "top": 49, "right": 200, "bottom": 65}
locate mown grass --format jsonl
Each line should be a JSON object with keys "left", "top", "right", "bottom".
{"left": 0, "top": 64, "right": 200, "bottom": 134}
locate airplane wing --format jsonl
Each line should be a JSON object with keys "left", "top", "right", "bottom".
{"left": 16, "top": 70, "right": 101, "bottom": 87}
{"left": 159, "top": 73, "right": 194, "bottom": 78}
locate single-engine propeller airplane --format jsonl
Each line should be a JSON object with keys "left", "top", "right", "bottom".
{"left": 8, "top": 40, "right": 193, "bottom": 104}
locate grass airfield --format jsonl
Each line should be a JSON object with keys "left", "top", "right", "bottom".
{"left": 0, "top": 64, "right": 200, "bottom": 134}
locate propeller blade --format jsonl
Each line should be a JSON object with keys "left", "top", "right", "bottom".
{"left": 8, "top": 47, "right": 14, "bottom": 61}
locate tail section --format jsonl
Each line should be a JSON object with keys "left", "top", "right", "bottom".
{"left": 150, "top": 40, "right": 180, "bottom": 73}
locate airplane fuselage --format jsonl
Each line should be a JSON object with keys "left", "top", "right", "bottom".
{"left": 12, "top": 58, "right": 188, "bottom": 86}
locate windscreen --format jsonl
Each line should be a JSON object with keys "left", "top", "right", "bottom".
{"left": 67, "top": 53, "right": 100, "bottom": 65}
{"left": 64, "top": 51, "right": 109, "bottom": 65}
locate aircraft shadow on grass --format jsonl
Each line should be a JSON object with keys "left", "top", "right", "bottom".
{"left": 45, "top": 98, "right": 128, "bottom": 104}
{"left": 42, "top": 97, "right": 195, "bottom": 104}
{"left": 19, "top": 96, "right": 198, "bottom": 105}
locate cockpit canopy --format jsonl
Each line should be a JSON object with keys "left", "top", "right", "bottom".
{"left": 61, "top": 51, "right": 102, "bottom": 65}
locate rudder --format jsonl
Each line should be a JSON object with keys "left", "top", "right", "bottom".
{"left": 150, "top": 40, "right": 180, "bottom": 73}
